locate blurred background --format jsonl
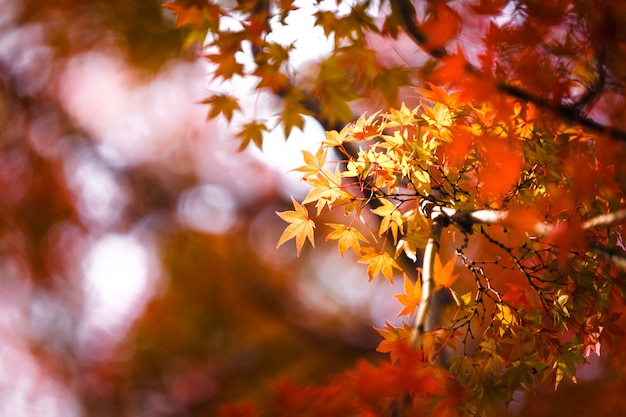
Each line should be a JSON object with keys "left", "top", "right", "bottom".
{"left": 0, "top": 0, "right": 406, "bottom": 415}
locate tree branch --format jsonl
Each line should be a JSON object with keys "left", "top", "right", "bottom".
{"left": 590, "top": 243, "right": 626, "bottom": 270}
{"left": 582, "top": 208, "right": 626, "bottom": 229}
{"left": 411, "top": 200, "right": 626, "bottom": 345}
{"left": 388, "top": 0, "right": 626, "bottom": 143}
{"left": 411, "top": 199, "right": 448, "bottom": 346}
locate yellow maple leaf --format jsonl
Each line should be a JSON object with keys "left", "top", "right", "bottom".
{"left": 325, "top": 223, "right": 369, "bottom": 257}
{"left": 433, "top": 253, "right": 460, "bottom": 290}
{"left": 292, "top": 147, "right": 327, "bottom": 179}
{"left": 393, "top": 274, "right": 422, "bottom": 317}
{"left": 370, "top": 198, "right": 403, "bottom": 242}
{"left": 495, "top": 304, "right": 519, "bottom": 336}
{"left": 303, "top": 167, "right": 351, "bottom": 214}
{"left": 276, "top": 197, "right": 315, "bottom": 256}
{"left": 323, "top": 125, "right": 353, "bottom": 147}
{"left": 385, "top": 102, "right": 419, "bottom": 127}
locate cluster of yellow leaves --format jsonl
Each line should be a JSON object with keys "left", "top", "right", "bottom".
{"left": 274, "top": 81, "right": 626, "bottom": 406}
{"left": 276, "top": 104, "right": 438, "bottom": 281}
{"left": 276, "top": 86, "right": 545, "bottom": 279}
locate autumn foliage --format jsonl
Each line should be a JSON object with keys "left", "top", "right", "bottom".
{"left": 6, "top": 0, "right": 626, "bottom": 416}
{"left": 159, "top": 0, "right": 626, "bottom": 415}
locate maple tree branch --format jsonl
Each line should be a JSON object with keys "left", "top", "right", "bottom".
{"left": 495, "top": 82, "right": 626, "bottom": 142}
{"left": 388, "top": 0, "right": 445, "bottom": 59}
{"left": 582, "top": 208, "right": 626, "bottom": 229}
{"left": 389, "top": 0, "right": 626, "bottom": 143}
{"left": 590, "top": 243, "right": 626, "bottom": 270}
{"left": 411, "top": 199, "right": 448, "bottom": 346}
{"left": 412, "top": 200, "right": 626, "bottom": 345}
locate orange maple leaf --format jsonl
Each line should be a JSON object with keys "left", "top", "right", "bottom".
{"left": 501, "top": 283, "right": 532, "bottom": 311}
{"left": 477, "top": 137, "right": 524, "bottom": 206}
{"left": 394, "top": 274, "right": 422, "bottom": 317}
{"left": 162, "top": 2, "right": 203, "bottom": 29}
{"left": 433, "top": 253, "right": 460, "bottom": 290}
{"left": 276, "top": 197, "right": 315, "bottom": 256}
{"left": 429, "top": 51, "right": 468, "bottom": 85}
{"left": 421, "top": 3, "right": 461, "bottom": 53}
{"left": 207, "top": 53, "right": 245, "bottom": 81}
{"left": 325, "top": 223, "right": 369, "bottom": 257}
{"left": 375, "top": 321, "right": 412, "bottom": 364}
{"left": 358, "top": 248, "right": 401, "bottom": 283}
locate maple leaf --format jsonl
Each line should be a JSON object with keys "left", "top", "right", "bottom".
{"left": 501, "top": 283, "right": 531, "bottom": 311}
{"left": 394, "top": 274, "right": 422, "bottom": 317}
{"left": 302, "top": 167, "right": 352, "bottom": 215}
{"left": 276, "top": 197, "right": 315, "bottom": 257}
{"left": 313, "top": 56, "right": 361, "bottom": 127}
{"left": 162, "top": 1, "right": 203, "bottom": 29}
{"left": 281, "top": 88, "right": 311, "bottom": 138}
{"left": 275, "top": 0, "right": 298, "bottom": 24}
{"left": 254, "top": 67, "right": 290, "bottom": 95}
{"left": 553, "top": 342, "right": 584, "bottom": 389}
{"left": 350, "top": 111, "right": 384, "bottom": 141}
{"left": 313, "top": 10, "right": 338, "bottom": 37}
{"left": 164, "top": 1, "right": 227, "bottom": 31}
{"left": 375, "top": 321, "right": 412, "bottom": 363}
{"left": 476, "top": 137, "right": 524, "bottom": 206}
{"left": 421, "top": 3, "right": 461, "bottom": 53}
{"left": 323, "top": 125, "right": 354, "bottom": 147}
{"left": 292, "top": 148, "right": 327, "bottom": 179}
{"left": 358, "top": 247, "right": 401, "bottom": 283}
{"left": 203, "top": 94, "right": 241, "bottom": 122}
{"left": 385, "top": 102, "right": 419, "bottom": 127}
{"left": 396, "top": 215, "right": 430, "bottom": 262}
{"left": 413, "top": 83, "right": 461, "bottom": 107}
{"left": 370, "top": 198, "right": 404, "bottom": 243}
{"left": 325, "top": 223, "right": 369, "bottom": 257}
{"left": 582, "top": 319, "right": 603, "bottom": 359}
{"left": 495, "top": 304, "right": 519, "bottom": 336}
{"left": 206, "top": 52, "right": 245, "bottom": 80}
{"left": 237, "top": 121, "right": 268, "bottom": 151}
{"left": 428, "top": 51, "right": 469, "bottom": 88}
{"left": 433, "top": 253, "right": 460, "bottom": 290}
{"left": 373, "top": 66, "right": 412, "bottom": 105}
